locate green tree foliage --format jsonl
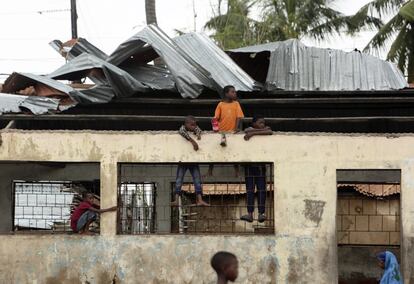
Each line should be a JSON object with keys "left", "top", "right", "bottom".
{"left": 204, "top": 0, "right": 264, "bottom": 49}
{"left": 205, "top": 0, "right": 381, "bottom": 49}
{"left": 357, "top": 0, "right": 414, "bottom": 82}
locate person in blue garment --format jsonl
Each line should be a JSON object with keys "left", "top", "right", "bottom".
{"left": 377, "top": 251, "right": 403, "bottom": 284}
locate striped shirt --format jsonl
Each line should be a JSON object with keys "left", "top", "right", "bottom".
{"left": 179, "top": 125, "right": 202, "bottom": 141}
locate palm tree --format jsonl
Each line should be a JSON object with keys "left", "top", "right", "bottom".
{"left": 356, "top": 0, "right": 414, "bottom": 83}
{"left": 206, "top": 0, "right": 381, "bottom": 50}
{"left": 205, "top": 0, "right": 264, "bottom": 49}
{"left": 145, "top": 0, "right": 164, "bottom": 66}
{"left": 261, "top": 0, "right": 382, "bottom": 41}
{"left": 145, "top": 0, "right": 157, "bottom": 25}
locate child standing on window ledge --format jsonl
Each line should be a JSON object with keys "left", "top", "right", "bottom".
{"left": 179, "top": 115, "right": 202, "bottom": 151}
{"left": 213, "top": 85, "right": 244, "bottom": 147}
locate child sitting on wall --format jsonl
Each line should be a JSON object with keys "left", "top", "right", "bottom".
{"left": 213, "top": 85, "right": 244, "bottom": 146}
{"left": 70, "top": 192, "right": 116, "bottom": 234}
{"left": 241, "top": 116, "right": 272, "bottom": 223}
{"left": 211, "top": 251, "right": 239, "bottom": 284}
{"left": 243, "top": 115, "right": 273, "bottom": 141}
{"left": 179, "top": 115, "right": 202, "bottom": 151}
{"left": 173, "top": 116, "right": 209, "bottom": 206}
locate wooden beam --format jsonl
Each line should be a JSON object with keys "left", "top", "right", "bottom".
{"left": 112, "top": 96, "right": 414, "bottom": 105}
{"left": 2, "top": 114, "right": 414, "bottom": 123}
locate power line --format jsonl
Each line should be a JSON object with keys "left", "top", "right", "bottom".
{"left": 0, "top": 58, "right": 63, "bottom": 62}
{"left": 0, "top": 8, "right": 69, "bottom": 16}
{"left": 37, "top": 8, "right": 70, "bottom": 15}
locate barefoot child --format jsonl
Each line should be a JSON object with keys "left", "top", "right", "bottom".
{"left": 70, "top": 192, "right": 117, "bottom": 234}
{"left": 171, "top": 163, "right": 210, "bottom": 206}
{"left": 211, "top": 251, "right": 239, "bottom": 284}
{"left": 173, "top": 117, "right": 209, "bottom": 206}
{"left": 241, "top": 116, "right": 272, "bottom": 223}
{"left": 213, "top": 85, "right": 244, "bottom": 146}
{"left": 179, "top": 115, "right": 202, "bottom": 151}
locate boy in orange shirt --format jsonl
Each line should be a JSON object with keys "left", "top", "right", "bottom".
{"left": 213, "top": 85, "right": 244, "bottom": 146}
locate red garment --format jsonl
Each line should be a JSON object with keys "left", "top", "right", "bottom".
{"left": 70, "top": 201, "right": 93, "bottom": 231}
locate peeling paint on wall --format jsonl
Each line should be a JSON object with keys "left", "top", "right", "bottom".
{"left": 0, "top": 132, "right": 413, "bottom": 282}
{"left": 303, "top": 199, "right": 326, "bottom": 226}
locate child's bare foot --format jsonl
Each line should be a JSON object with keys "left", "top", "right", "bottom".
{"left": 196, "top": 199, "right": 210, "bottom": 206}
{"left": 80, "top": 230, "right": 94, "bottom": 235}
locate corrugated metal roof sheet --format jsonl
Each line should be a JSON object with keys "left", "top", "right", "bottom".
{"left": 122, "top": 65, "right": 176, "bottom": 92}
{"left": 2, "top": 72, "right": 113, "bottom": 105}
{"left": 48, "top": 53, "right": 148, "bottom": 99}
{"left": 108, "top": 25, "right": 215, "bottom": 98}
{"left": 49, "top": 38, "right": 108, "bottom": 61}
{"left": 230, "top": 42, "right": 282, "bottom": 53}
{"left": 173, "top": 32, "right": 261, "bottom": 92}
{"left": 0, "top": 93, "right": 59, "bottom": 115}
{"left": 229, "top": 39, "right": 408, "bottom": 92}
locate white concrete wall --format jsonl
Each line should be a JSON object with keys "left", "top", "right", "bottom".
{"left": 0, "top": 130, "right": 412, "bottom": 283}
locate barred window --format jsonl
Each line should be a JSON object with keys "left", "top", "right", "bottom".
{"left": 118, "top": 183, "right": 156, "bottom": 234}
{"left": 118, "top": 163, "right": 275, "bottom": 235}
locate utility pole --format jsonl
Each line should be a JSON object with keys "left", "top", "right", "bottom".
{"left": 192, "top": 0, "right": 197, "bottom": 32}
{"left": 70, "top": 0, "right": 78, "bottom": 39}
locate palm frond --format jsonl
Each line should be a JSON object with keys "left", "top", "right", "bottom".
{"left": 345, "top": 4, "right": 383, "bottom": 34}
{"left": 308, "top": 17, "right": 349, "bottom": 40}
{"left": 387, "top": 25, "right": 408, "bottom": 62}
{"left": 363, "top": 13, "right": 405, "bottom": 52}
{"left": 357, "top": 0, "right": 406, "bottom": 17}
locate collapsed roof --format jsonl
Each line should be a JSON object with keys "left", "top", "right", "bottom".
{"left": 229, "top": 39, "right": 408, "bottom": 92}
{"left": 108, "top": 25, "right": 260, "bottom": 97}
{"left": 0, "top": 25, "right": 409, "bottom": 116}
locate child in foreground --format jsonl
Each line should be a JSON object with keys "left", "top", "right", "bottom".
{"left": 213, "top": 85, "right": 244, "bottom": 146}
{"left": 70, "top": 192, "right": 117, "bottom": 234}
{"left": 211, "top": 251, "right": 238, "bottom": 284}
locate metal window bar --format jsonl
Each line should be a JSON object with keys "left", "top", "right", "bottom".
{"left": 118, "top": 163, "right": 275, "bottom": 235}
{"left": 118, "top": 183, "right": 157, "bottom": 234}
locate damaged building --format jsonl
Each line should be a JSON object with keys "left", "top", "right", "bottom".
{"left": 0, "top": 24, "right": 413, "bottom": 283}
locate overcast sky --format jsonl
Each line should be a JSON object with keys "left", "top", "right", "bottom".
{"left": 0, "top": 0, "right": 383, "bottom": 82}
